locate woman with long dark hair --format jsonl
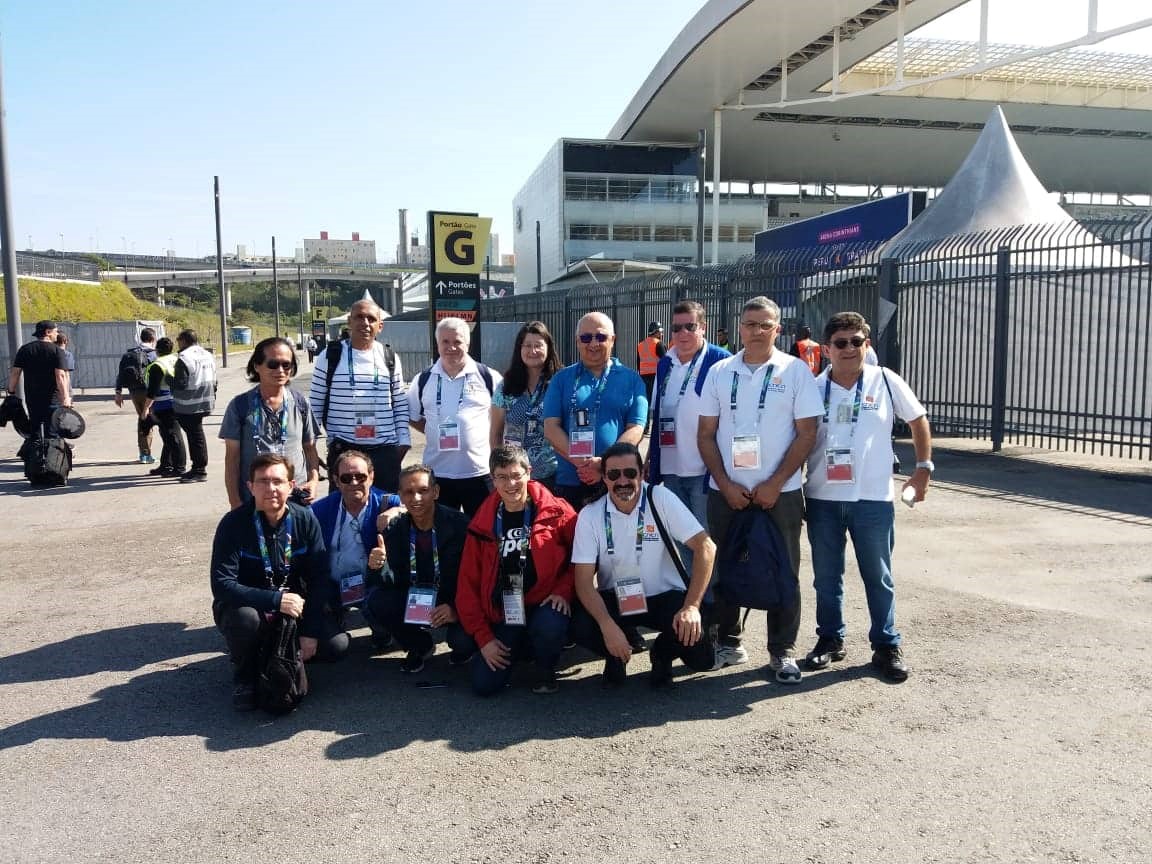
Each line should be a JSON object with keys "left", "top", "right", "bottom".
{"left": 218, "top": 337, "right": 322, "bottom": 510}
{"left": 490, "top": 321, "right": 561, "bottom": 489}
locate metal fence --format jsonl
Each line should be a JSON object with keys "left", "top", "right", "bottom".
{"left": 13, "top": 253, "right": 101, "bottom": 282}
{"left": 480, "top": 216, "right": 1152, "bottom": 460}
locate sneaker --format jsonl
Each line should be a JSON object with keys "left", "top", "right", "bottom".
{"left": 150, "top": 466, "right": 182, "bottom": 477}
{"left": 531, "top": 669, "right": 559, "bottom": 695}
{"left": 769, "top": 654, "right": 803, "bottom": 684}
{"left": 805, "top": 636, "right": 847, "bottom": 669}
{"left": 231, "top": 681, "right": 256, "bottom": 712}
{"left": 179, "top": 471, "right": 208, "bottom": 483}
{"left": 711, "top": 644, "right": 749, "bottom": 670}
{"left": 601, "top": 657, "right": 627, "bottom": 689}
{"left": 871, "top": 645, "right": 909, "bottom": 682}
{"left": 139, "top": 453, "right": 154, "bottom": 464}
{"left": 400, "top": 647, "right": 435, "bottom": 674}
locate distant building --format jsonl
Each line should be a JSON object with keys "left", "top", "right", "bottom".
{"left": 397, "top": 233, "right": 430, "bottom": 267}
{"left": 303, "top": 230, "right": 377, "bottom": 265}
{"left": 500, "top": 253, "right": 516, "bottom": 267}
{"left": 236, "top": 244, "right": 247, "bottom": 261}
{"left": 487, "top": 233, "right": 500, "bottom": 265}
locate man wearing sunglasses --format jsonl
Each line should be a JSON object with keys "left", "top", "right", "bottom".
{"left": 543, "top": 312, "right": 648, "bottom": 512}
{"left": 698, "top": 296, "right": 824, "bottom": 683}
{"left": 802, "top": 312, "right": 932, "bottom": 682}
{"left": 570, "top": 442, "right": 716, "bottom": 688}
{"left": 311, "top": 449, "right": 403, "bottom": 650}
{"left": 648, "top": 301, "right": 731, "bottom": 555}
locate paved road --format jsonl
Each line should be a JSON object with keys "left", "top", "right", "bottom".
{"left": 1, "top": 361, "right": 1150, "bottom": 863}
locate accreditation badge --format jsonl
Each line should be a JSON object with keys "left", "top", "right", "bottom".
{"left": 338, "top": 571, "right": 365, "bottom": 607}
{"left": 570, "top": 426, "right": 595, "bottom": 459}
{"left": 437, "top": 420, "right": 461, "bottom": 451}
{"left": 404, "top": 586, "right": 437, "bottom": 625}
{"left": 502, "top": 588, "right": 527, "bottom": 626}
{"left": 353, "top": 391, "right": 376, "bottom": 439}
{"left": 824, "top": 448, "right": 856, "bottom": 484}
{"left": 658, "top": 416, "right": 677, "bottom": 448}
{"left": 614, "top": 577, "right": 648, "bottom": 616}
{"left": 503, "top": 422, "right": 525, "bottom": 449}
{"left": 731, "top": 435, "right": 761, "bottom": 470}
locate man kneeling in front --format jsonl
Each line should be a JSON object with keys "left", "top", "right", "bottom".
{"left": 210, "top": 453, "right": 349, "bottom": 711}
{"left": 570, "top": 442, "right": 716, "bottom": 688}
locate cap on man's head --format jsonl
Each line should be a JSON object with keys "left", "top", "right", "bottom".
{"left": 648, "top": 321, "right": 663, "bottom": 335}
{"left": 34, "top": 320, "right": 57, "bottom": 337}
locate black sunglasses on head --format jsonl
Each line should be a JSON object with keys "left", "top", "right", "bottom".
{"left": 605, "top": 467, "right": 639, "bottom": 481}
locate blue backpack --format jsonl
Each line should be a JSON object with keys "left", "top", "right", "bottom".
{"left": 716, "top": 508, "right": 797, "bottom": 610}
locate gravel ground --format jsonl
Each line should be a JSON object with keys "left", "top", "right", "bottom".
{"left": 1, "top": 361, "right": 1149, "bottom": 864}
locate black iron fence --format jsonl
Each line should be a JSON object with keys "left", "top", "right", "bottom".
{"left": 481, "top": 216, "right": 1152, "bottom": 460}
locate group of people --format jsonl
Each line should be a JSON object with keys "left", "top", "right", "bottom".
{"left": 114, "top": 327, "right": 218, "bottom": 482}
{"left": 206, "top": 294, "right": 934, "bottom": 713}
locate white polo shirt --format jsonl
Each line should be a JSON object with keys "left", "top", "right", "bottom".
{"left": 699, "top": 349, "right": 824, "bottom": 492}
{"left": 571, "top": 483, "right": 704, "bottom": 597}
{"left": 407, "top": 357, "right": 502, "bottom": 480}
{"left": 658, "top": 347, "right": 709, "bottom": 477}
{"left": 804, "top": 366, "right": 927, "bottom": 502}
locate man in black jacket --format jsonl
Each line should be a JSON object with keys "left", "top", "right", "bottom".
{"left": 210, "top": 453, "right": 349, "bottom": 711}
{"left": 364, "top": 463, "right": 472, "bottom": 674}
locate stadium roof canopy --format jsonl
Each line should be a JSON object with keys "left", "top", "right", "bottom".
{"left": 609, "top": 0, "right": 1152, "bottom": 195}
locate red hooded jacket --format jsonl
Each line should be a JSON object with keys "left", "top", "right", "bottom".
{"left": 456, "top": 481, "right": 578, "bottom": 649}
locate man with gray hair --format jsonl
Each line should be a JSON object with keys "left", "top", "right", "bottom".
{"left": 408, "top": 317, "right": 500, "bottom": 517}
{"left": 311, "top": 298, "right": 410, "bottom": 492}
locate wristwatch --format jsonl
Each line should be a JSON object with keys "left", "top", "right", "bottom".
{"left": 915, "top": 460, "right": 935, "bottom": 474}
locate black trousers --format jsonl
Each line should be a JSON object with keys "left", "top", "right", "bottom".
{"left": 213, "top": 603, "right": 349, "bottom": 681}
{"left": 555, "top": 481, "right": 606, "bottom": 513}
{"left": 176, "top": 411, "right": 209, "bottom": 473}
{"left": 327, "top": 438, "right": 404, "bottom": 493}
{"left": 154, "top": 409, "right": 186, "bottom": 472}
{"left": 364, "top": 587, "right": 472, "bottom": 657}
{"left": 436, "top": 475, "right": 492, "bottom": 519}
{"left": 571, "top": 589, "right": 715, "bottom": 672}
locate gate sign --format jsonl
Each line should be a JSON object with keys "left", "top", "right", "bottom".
{"left": 428, "top": 211, "right": 492, "bottom": 324}
{"left": 311, "top": 306, "right": 327, "bottom": 323}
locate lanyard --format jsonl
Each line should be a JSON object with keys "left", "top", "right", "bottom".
{"left": 249, "top": 389, "right": 289, "bottom": 446}
{"left": 603, "top": 489, "right": 648, "bottom": 565}
{"left": 569, "top": 360, "right": 613, "bottom": 417}
{"left": 729, "top": 364, "right": 776, "bottom": 416}
{"left": 254, "top": 511, "right": 293, "bottom": 587}
{"left": 822, "top": 373, "right": 865, "bottom": 430}
{"left": 409, "top": 524, "right": 440, "bottom": 587}
{"left": 332, "top": 502, "right": 363, "bottom": 557}
{"left": 346, "top": 343, "right": 381, "bottom": 389}
{"left": 657, "top": 348, "right": 702, "bottom": 406}
{"left": 435, "top": 371, "right": 467, "bottom": 412}
{"left": 495, "top": 502, "right": 533, "bottom": 586}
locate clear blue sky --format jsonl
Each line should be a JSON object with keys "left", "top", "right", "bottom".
{"left": 2, "top": 0, "right": 1146, "bottom": 261}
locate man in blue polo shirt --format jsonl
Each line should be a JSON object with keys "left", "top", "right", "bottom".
{"left": 543, "top": 312, "right": 647, "bottom": 513}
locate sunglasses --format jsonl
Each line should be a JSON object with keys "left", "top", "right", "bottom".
{"left": 578, "top": 333, "right": 610, "bottom": 344}
{"left": 605, "top": 467, "right": 639, "bottom": 481}
{"left": 670, "top": 322, "right": 700, "bottom": 333}
{"left": 831, "top": 336, "right": 867, "bottom": 349}
{"left": 339, "top": 472, "right": 369, "bottom": 484}
{"left": 264, "top": 360, "right": 294, "bottom": 371}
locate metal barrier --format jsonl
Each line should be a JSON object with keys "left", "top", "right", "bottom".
{"left": 14, "top": 253, "right": 101, "bottom": 282}
{"left": 480, "top": 215, "right": 1152, "bottom": 460}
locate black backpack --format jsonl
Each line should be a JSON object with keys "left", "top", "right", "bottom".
{"left": 715, "top": 508, "right": 797, "bottom": 610}
{"left": 320, "top": 339, "right": 397, "bottom": 428}
{"left": 415, "top": 364, "right": 494, "bottom": 416}
{"left": 117, "top": 346, "right": 152, "bottom": 391}
{"left": 256, "top": 614, "right": 308, "bottom": 715}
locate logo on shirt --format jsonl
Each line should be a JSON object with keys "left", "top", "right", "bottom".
{"left": 642, "top": 523, "right": 659, "bottom": 541}
{"left": 863, "top": 395, "right": 879, "bottom": 410}
{"left": 766, "top": 376, "right": 786, "bottom": 393}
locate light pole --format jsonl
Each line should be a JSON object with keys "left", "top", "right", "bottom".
{"left": 58, "top": 232, "right": 63, "bottom": 251}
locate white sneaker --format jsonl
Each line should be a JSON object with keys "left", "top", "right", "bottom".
{"left": 769, "top": 654, "right": 802, "bottom": 684}
{"left": 711, "top": 644, "right": 749, "bottom": 670}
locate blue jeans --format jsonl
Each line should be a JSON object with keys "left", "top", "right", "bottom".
{"left": 805, "top": 498, "right": 900, "bottom": 648}
{"left": 470, "top": 604, "right": 571, "bottom": 697}
{"left": 659, "top": 473, "right": 709, "bottom": 564}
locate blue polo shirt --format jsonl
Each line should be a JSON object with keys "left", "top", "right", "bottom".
{"left": 542, "top": 359, "right": 648, "bottom": 487}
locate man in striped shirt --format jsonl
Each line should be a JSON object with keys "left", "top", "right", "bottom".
{"left": 310, "top": 299, "right": 410, "bottom": 492}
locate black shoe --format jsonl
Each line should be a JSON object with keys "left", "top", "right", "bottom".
{"left": 805, "top": 636, "right": 847, "bottom": 669}
{"left": 150, "top": 466, "right": 182, "bottom": 477}
{"left": 448, "top": 649, "right": 475, "bottom": 667}
{"left": 370, "top": 628, "right": 395, "bottom": 653}
{"left": 871, "top": 645, "right": 909, "bottom": 682}
{"left": 531, "top": 668, "right": 559, "bottom": 695}
{"left": 601, "top": 657, "right": 627, "bottom": 689}
{"left": 625, "top": 627, "right": 647, "bottom": 653}
{"left": 179, "top": 471, "right": 208, "bottom": 483}
{"left": 232, "top": 681, "right": 256, "bottom": 712}
{"left": 649, "top": 651, "right": 674, "bottom": 689}
{"left": 400, "top": 647, "right": 434, "bottom": 674}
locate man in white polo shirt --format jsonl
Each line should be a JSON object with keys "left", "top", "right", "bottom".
{"left": 570, "top": 442, "right": 716, "bottom": 689}
{"left": 698, "top": 295, "right": 824, "bottom": 683}
{"left": 803, "top": 311, "right": 932, "bottom": 683}
{"left": 409, "top": 317, "right": 501, "bottom": 517}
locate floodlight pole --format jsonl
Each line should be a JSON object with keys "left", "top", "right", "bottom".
{"left": 214, "top": 176, "right": 228, "bottom": 368}
{"left": 0, "top": 42, "right": 23, "bottom": 361}
{"left": 272, "top": 235, "right": 280, "bottom": 337}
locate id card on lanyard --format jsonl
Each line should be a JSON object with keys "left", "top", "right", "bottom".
{"left": 348, "top": 346, "right": 381, "bottom": 439}
{"left": 728, "top": 366, "right": 775, "bottom": 471}
{"left": 569, "top": 363, "right": 612, "bottom": 458}
{"left": 435, "top": 374, "right": 464, "bottom": 452}
{"left": 404, "top": 525, "right": 440, "bottom": 626}
{"left": 605, "top": 494, "right": 648, "bottom": 616}
{"left": 504, "top": 381, "right": 544, "bottom": 449}
{"left": 822, "top": 374, "right": 863, "bottom": 485}
{"left": 657, "top": 349, "right": 701, "bottom": 449}
{"left": 496, "top": 504, "right": 532, "bottom": 626}
{"left": 255, "top": 511, "right": 293, "bottom": 622}
{"left": 250, "top": 390, "right": 290, "bottom": 455}
{"left": 332, "top": 506, "right": 367, "bottom": 606}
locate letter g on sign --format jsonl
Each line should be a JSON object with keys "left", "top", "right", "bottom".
{"left": 446, "top": 230, "right": 475, "bottom": 267}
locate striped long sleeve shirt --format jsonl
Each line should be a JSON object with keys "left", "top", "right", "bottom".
{"left": 309, "top": 341, "right": 410, "bottom": 447}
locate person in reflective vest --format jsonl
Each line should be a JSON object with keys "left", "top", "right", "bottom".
{"left": 636, "top": 322, "right": 665, "bottom": 435}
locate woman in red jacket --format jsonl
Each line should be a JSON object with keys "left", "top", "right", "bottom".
{"left": 456, "top": 445, "right": 578, "bottom": 696}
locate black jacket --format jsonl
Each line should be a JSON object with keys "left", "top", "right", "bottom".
{"left": 369, "top": 504, "right": 469, "bottom": 608}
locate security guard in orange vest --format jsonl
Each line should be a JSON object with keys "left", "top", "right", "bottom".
{"left": 637, "top": 322, "right": 665, "bottom": 435}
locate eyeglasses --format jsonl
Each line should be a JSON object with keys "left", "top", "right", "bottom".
{"left": 605, "top": 467, "right": 639, "bottom": 481}
{"left": 578, "top": 332, "right": 610, "bottom": 344}
{"left": 831, "top": 336, "right": 867, "bottom": 350}
{"left": 740, "top": 320, "right": 777, "bottom": 332}
{"left": 264, "top": 360, "right": 293, "bottom": 371}
{"left": 670, "top": 322, "right": 700, "bottom": 333}
{"left": 492, "top": 471, "right": 527, "bottom": 484}
{"left": 339, "top": 472, "right": 369, "bottom": 484}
